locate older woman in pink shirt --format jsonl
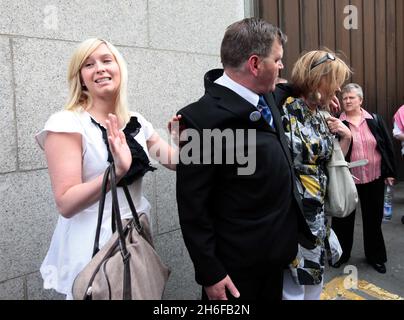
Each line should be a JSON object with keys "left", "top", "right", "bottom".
{"left": 331, "top": 83, "right": 396, "bottom": 273}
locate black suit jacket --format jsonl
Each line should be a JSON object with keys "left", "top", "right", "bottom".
{"left": 176, "top": 69, "right": 315, "bottom": 286}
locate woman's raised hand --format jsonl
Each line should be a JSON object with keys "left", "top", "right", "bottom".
{"left": 105, "top": 113, "right": 132, "bottom": 179}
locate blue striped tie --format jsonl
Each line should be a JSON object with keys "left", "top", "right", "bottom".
{"left": 258, "top": 95, "right": 274, "bottom": 129}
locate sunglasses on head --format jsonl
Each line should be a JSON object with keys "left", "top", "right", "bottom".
{"left": 310, "top": 53, "right": 336, "bottom": 70}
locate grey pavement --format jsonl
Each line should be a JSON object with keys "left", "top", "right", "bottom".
{"left": 323, "top": 182, "right": 404, "bottom": 300}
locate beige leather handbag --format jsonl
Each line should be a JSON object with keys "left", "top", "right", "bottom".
{"left": 72, "top": 163, "right": 170, "bottom": 300}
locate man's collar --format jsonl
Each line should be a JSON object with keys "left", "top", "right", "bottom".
{"left": 214, "top": 71, "right": 259, "bottom": 107}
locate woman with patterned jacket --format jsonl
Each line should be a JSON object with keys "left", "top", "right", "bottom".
{"left": 280, "top": 50, "right": 352, "bottom": 300}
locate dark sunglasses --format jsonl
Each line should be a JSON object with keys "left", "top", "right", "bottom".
{"left": 310, "top": 53, "right": 336, "bottom": 70}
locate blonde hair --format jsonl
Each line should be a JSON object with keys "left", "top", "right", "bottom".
{"left": 65, "top": 38, "right": 129, "bottom": 124}
{"left": 291, "top": 49, "right": 351, "bottom": 106}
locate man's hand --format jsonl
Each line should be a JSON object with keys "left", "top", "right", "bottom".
{"left": 204, "top": 275, "right": 240, "bottom": 300}
{"left": 167, "top": 114, "right": 183, "bottom": 147}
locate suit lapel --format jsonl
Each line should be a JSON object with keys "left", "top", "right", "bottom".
{"left": 209, "top": 86, "right": 293, "bottom": 165}
{"left": 208, "top": 84, "right": 273, "bottom": 132}
{"left": 214, "top": 89, "right": 293, "bottom": 166}
{"left": 264, "top": 93, "right": 293, "bottom": 164}
{"left": 204, "top": 71, "right": 291, "bottom": 166}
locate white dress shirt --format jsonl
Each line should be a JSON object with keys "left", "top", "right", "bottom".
{"left": 215, "top": 72, "right": 260, "bottom": 108}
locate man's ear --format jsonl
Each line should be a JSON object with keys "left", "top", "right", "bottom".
{"left": 246, "top": 55, "right": 260, "bottom": 76}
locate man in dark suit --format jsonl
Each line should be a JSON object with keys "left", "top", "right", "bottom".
{"left": 176, "top": 18, "right": 315, "bottom": 300}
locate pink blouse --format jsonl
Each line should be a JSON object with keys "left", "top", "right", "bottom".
{"left": 340, "top": 109, "right": 381, "bottom": 184}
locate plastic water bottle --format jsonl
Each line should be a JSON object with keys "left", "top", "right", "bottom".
{"left": 383, "top": 185, "right": 393, "bottom": 221}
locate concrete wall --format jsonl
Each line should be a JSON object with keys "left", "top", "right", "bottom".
{"left": 0, "top": 0, "right": 245, "bottom": 299}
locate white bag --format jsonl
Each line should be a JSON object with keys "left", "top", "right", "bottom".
{"left": 324, "top": 137, "right": 358, "bottom": 217}
{"left": 320, "top": 110, "right": 368, "bottom": 218}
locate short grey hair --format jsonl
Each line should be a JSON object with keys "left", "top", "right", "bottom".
{"left": 342, "top": 83, "right": 364, "bottom": 100}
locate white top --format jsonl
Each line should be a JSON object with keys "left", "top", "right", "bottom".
{"left": 35, "top": 109, "right": 155, "bottom": 299}
{"left": 215, "top": 71, "right": 260, "bottom": 107}
{"left": 393, "top": 121, "right": 404, "bottom": 155}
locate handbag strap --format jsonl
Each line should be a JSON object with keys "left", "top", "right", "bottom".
{"left": 91, "top": 163, "right": 144, "bottom": 300}
{"left": 92, "top": 163, "right": 145, "bottom": 257}
{"left": 122, "top": 184, "right": 143, "bottom": 232}
{"left": 328, "top": 160, "right": 349, "bottom": 167}
{"left": 109, "top": 163, "right": 132, "bottom": 300}
{"left": 109, "top": 163, "right": 129, "bottom": 256}
{"left": 92, "top": 164, "right": 130, "bottom": 258}
{"left": 348, "top": 159, "right": 369, "bottom": 168}
{"left": 92, "top": 165, "right": 111, "bottom": 257}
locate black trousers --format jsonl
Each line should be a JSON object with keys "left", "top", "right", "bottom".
{"left": 332, "top": 177, "right": 387, "bottom": 264}
{"left": 201, "top": 263, "right": 283, "bottom": 301}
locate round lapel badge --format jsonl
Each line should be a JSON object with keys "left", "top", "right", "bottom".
{"left": 249, "top": 111, "right": 262, "bottom": 122}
